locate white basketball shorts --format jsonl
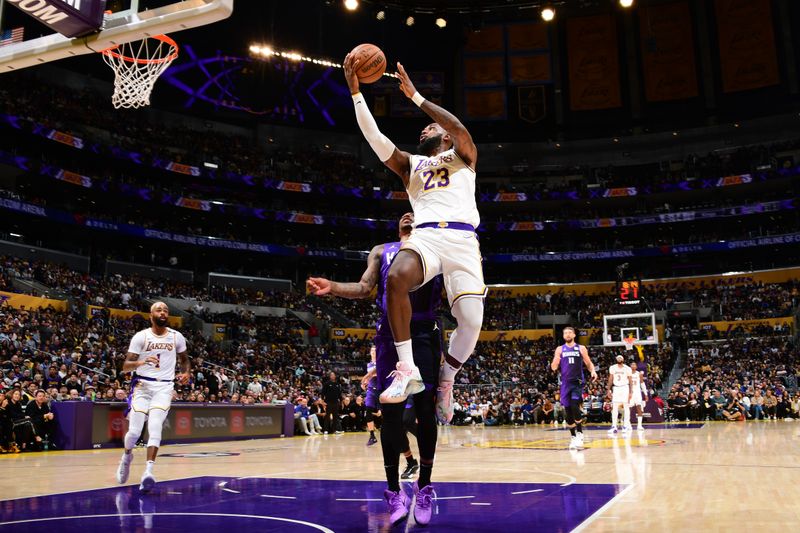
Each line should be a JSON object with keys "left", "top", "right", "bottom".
{"left": 400, "top": 227, "right": 486, "bottom": 306}
{"left": 130, "top": 380, "right": 174, "bottom": 415}
{"left": 612, "top": 386, "right": 631, "bottom": 405}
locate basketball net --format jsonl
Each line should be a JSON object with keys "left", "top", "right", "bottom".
{"left": 101, "top": 35, "right": 179, "bottom": 109}
{"left": 623, "top": 336, "right": 636, "bottom": 351}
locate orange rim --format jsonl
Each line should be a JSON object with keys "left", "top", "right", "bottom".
{"left": 100, "top": 34, "right": 179, "bottom": 65}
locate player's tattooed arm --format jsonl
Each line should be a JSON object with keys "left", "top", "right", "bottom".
{"left": 176, "top": 351, "right": 191, "bottom": 385}
{"left": 396, "top": 62, "right": 477, "bottom": 170}
{"left": 550, "top": 346, "right": 562, "bottom": 372}
{"left": 307, "top": 244, "right": 383, "bottom": 299}
{"left": 122, "top": 351, "right": 156, "bottom": 372}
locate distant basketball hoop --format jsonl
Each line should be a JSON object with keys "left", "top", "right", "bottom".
{"left": 623, "top": 336, "right": 636, "bottom": 351}
{"left": 101, "top": 34, "right": 179, "bottom": 109}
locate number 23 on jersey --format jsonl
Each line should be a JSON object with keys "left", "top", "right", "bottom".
{"left": 422, "top": 168, "right": 450, "bottom": 191}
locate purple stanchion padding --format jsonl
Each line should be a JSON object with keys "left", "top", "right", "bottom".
{"left": 51, "top": 401, "right": 93, "bottom": 450}
{"left": 0, "top": 476, "right": 624, "bottom": 532}
{"left": 283, "top": 403, "right": 295, "bottom": 437}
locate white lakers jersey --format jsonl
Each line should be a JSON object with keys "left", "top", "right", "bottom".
{"left": 407, "top": 148, "right": 480, "bottom": 228}
{"left": 128, "top": 327, "right": 187, "bottom": 381}
{"left": 610, "top": 364, "right": 632, "bottom": 389}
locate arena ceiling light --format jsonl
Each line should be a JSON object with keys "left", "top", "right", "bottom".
{"left": 541, "top": 4, "right": 556, "bottom": 22}
{"left": 435, "top": 16, "right": 447, "bottom": 28}
{"left": 619, "top": 0, "right": 635, "bottom": 7}
{"left": 405, "top": 14, "right": 415, "bottom": 26}
{"left": 343, "top": 0, "right": 359, "bottom": 11}
{"left": 376, "top": 9, "right": 386, "bottom": 20}
{"left": 248, "top": 43, "right": 397, "bottom": 78}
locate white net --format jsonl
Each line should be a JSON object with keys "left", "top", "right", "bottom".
{"left": 101, "top": 35, "right": 178, "bottom": 109}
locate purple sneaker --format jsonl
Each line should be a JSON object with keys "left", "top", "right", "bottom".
{"left": 384, "top": 489, "right": 409, "bottom": 525}
{"left": 413, "top": 482, "right": 434, "bottom": 525}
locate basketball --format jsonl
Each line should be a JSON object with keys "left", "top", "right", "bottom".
{"left": 350, "top": 43, "right": 386, "bottom": 84}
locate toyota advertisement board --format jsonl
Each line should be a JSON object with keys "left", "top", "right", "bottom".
{"left": 91, "top": 403, "right": 288, "bottom": 448}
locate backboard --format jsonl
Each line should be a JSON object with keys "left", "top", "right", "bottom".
{"left": 0, "top": 0, "right": 233, "bottom": 72}
{"left": 602, "top": 312, "right": 659, "bottom": 347}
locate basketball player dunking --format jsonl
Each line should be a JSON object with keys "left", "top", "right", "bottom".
{"left": 343, "top": 54, "right": 485, "bottom": 431}
{"left": 550, "top": 327, "right": 598, "bottom": 450}
{"left": 115, "top": 302, "right": 190, "bottom": 492}
{"left": 307, "top": 213, "right": 442, "bottom": 526}
{"left": 608, "top": 355, "right": 633, "bottom": 435}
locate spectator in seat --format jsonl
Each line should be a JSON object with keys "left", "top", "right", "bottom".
{"left": 711, "top": 390, "right": 727, "bottom": 420}
{"left": 341, "top": 396, "right": 358, "bottom": 432}
{"left": 294, "top": 398, "right": 318, "bottom": 436}
{"left": 0, "top": 391, "right": 15, "bottom": 453}
{"left": 722, "top": 390, "right": 744, "bottom": 421}
{"left": 7, "top": 389, "right": 35, "bottom": 451}
{"left": 764, "top": 390, "right": 778, "bottom": 419}
{"left": 26, "top": 390, "right": 55, "bottom": 449}
{"left": 672, "top": 392, "right": 688, "bottom": 421}
{"left": 750, "top": 390, "right": 765, "bottom": 420}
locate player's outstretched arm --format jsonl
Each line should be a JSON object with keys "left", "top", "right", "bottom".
{"left": 396, "top": 62, "right": 477, "bottom": 170}
{"left": 343, "top": 54, "right": 411, "bottom": 186}
{"left": 307, "top": 244, "right": 383, "bottom": 299}
{"left": 550, "top": 346, "right": 562, "bottom": 372}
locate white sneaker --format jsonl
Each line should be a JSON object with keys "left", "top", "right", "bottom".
{"left": 140, "top": 470, "right": 156, "bottom": 493}
{"left": 379, "top": 361, "right": 424, "bottom": 404}
{"left": 116, "top": 452, "right": 133, "bottom": 484}
{"left": 435, "top": 379, "right": 454, "bottom": 424}
{"left": 568, "top": 436, "right": 578, "bottom": 450}
{"left": 607, "top": 427, "right": 618, "bottom": 436}
{"left": 637, "top": 425, "right": 644, "bottom": 432}
{"left": 576, "top": 432, "right": 584, "bottom": 448}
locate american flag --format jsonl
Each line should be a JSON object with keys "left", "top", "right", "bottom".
{"left": 0, "top": 27, "right": 24, "bottom": 48}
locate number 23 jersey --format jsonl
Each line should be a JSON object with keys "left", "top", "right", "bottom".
{"left": 407, "top": 148, "right": 480, "bottom": 228}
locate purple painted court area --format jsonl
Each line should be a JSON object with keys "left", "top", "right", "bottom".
{"left": 1, "top": 476, "right": 624, "bottom": 532}
{"left": 548, "top": 423, "right": 705, "bottom": 431}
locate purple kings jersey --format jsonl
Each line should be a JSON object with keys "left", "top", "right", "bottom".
{"left": 375, "top": 241, "right": 442, "bottom": 337}
{"left": 559, "top": 343, "right": 584, "bottom": 385}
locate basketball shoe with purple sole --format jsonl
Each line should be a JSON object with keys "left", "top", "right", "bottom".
{"left": 384, "top": 488, "right": 410, "bottom": 525}
{"left": 413, "top": 482, "right": 435, "bottom": 525}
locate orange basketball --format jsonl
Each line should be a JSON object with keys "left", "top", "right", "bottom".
{"left": 350, "top": 43, "right": 386, "bottom": 84}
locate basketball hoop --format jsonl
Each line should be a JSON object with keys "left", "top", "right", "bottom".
{"left": 101, "top": 35, "right": 179, "bottom": 109}
{"left": 623, "top": 337, "right": 636, "bottom": 351}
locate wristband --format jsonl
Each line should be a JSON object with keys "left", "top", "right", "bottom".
{"left": 411, "top": 91, "right": 426, "bottom": 107}
{"left": 352, "top": 92, "right": 364, "bottom": 103}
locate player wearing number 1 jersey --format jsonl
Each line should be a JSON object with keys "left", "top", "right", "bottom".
{"left": 115, "top": 302, "right": 190, "bottom": 492}
{"left": 550, "top": 327, "right": 598, "bottom": 450}
{"left": 343, "top": 54, "right": 485, "bottom": 453}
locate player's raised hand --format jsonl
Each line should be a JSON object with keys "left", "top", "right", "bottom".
{"left": 396, "top": 62, "right": 417, "bottom": 99}
{"left": 343, "top": 53, "right": 360, "bottom": 95}
{"left": 307, "top": 277, "right": 332, "bottom": 296}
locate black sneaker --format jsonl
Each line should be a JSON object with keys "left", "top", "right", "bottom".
{"left": 400, "top": 461, "right": 419, "bottom": 480}
{"left": 366, "top": 435, "right": 378, "bottom": 447}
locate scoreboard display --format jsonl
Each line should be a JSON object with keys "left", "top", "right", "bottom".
{"left": 616, "top": 279, "right": 642, "bottom": 306}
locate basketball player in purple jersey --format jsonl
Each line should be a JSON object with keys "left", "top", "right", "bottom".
{"left": 307, "top": 212, "right": 443, "bottom": 526}
{"left": 343, "top": 54, "right": 485, "bottom": 429}
{"left": 550, "top": 327, "right": 598, "bottom": 450}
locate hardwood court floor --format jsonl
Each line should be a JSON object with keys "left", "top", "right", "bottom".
{"left": 3, "top": 421, "right": 799, "bottom": 532}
